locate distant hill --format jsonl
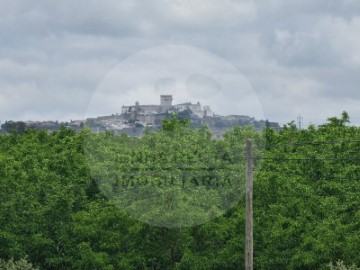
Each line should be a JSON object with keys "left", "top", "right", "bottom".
{"left": 0, "top": 95, "right": 279, "bottom": 138}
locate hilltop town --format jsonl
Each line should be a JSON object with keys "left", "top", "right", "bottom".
{"left": 0, "top": 95, "right": 279, "bottom": 138}
{"left": 85, "top": 95, "right": 279, "bottom": 138}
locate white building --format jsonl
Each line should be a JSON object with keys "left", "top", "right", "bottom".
{"left": 121, "top": 95, "right": 214, "bottom": 119}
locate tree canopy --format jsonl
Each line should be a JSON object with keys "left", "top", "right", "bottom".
{"left": 0, "top": 113, "right": 359, "bottom": 269}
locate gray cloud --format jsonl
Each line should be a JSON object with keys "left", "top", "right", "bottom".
{"left": 0, "top": 0, "right": 360, "bottom": 125}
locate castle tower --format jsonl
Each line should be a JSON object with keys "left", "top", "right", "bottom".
{"left": 160, "top": 95, "right": 173, "bottom": 107}
{"left": 203, "top": 106, "right": 214, "bottom": 117}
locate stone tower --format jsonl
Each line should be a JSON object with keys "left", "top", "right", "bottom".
{"left": 160, "top": 95, "right": 173, "bottom": 107}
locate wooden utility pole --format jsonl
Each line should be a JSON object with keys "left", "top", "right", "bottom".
{"left": 245, "top": 139, "right": 253, "bottom": 270}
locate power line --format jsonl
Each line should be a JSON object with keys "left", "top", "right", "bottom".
{"left": 251, "top": 149, "right": 360, "bottom": 157}
{"left": 254, "top": 169, "right": 360, "bottom": 182}
{"left": 253, "top": 157, "right": 360, "bottom": 161}
{"left": 255, "top": 139, "right": 360, "bottom": 150}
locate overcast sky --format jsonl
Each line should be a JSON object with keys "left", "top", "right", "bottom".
{"left": 1, "top": 0, "right": 360, "bottom": 126}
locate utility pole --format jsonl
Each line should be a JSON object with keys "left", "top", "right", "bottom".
{"left": 245, "top": 139, "right": 253, "bottom": 270}
{"left": 297, "top": 115, "right": 303, "bottom": 130}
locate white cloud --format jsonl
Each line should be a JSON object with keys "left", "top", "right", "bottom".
{"left": 164, "top": 0, "right": 257, "bottom": 26}
{"left": 319, "top": 16, "right": 360, "bottom": 66}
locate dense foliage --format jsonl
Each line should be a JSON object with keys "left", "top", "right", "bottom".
{"left": 254, "top": 112, "right": 360, "bottom": 269}
{"left": 85, "top": 114, "right": 247, "bottom": 228}
{"left": 0, "top": 113, "right": 359, "bottom": 269}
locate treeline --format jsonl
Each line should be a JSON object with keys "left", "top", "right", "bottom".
{"left": 0, "top": 113, "right": 359, "bottom": 269}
